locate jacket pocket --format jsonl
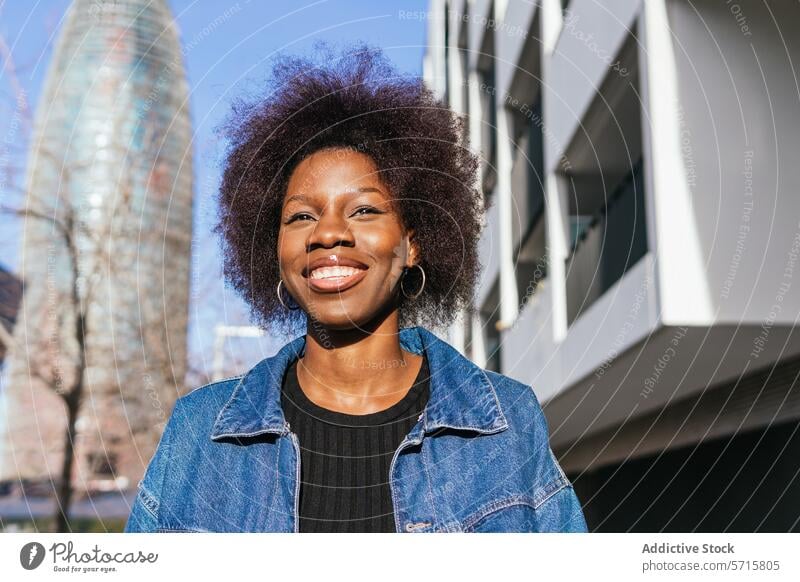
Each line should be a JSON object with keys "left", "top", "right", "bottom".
{"left": 459, "top": 477, "right": 582, "bottom": 533}
{"left": 461, "top": 495, "right": 539, "bottom": 532}
{"left": 154, "top": 525, "right": 211, "bottom": 533}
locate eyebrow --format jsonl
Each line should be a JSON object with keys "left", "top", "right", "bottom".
{"left": 284, "top": 187, "right": 385, "bottom": 206}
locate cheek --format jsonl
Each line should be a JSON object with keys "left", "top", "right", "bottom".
{"left": 359, "top": 230, "right": 407, "bottom": 271}
{"left": 277, "top": 228, "right": 302, "bottom": 265}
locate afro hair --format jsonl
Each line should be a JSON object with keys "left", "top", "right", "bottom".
{"left": 214, "top": 41, "right": 484, "bottom": 335}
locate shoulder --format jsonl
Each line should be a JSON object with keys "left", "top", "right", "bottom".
{"left": 184, "top": 375, "right": 244, "bottom": 398}
{"left": 481, "top": 369, "right": 565, "bottom": 470}
{"left": 166, "top": 375, "right": 244, "bottom": 427}
{"left": 480, "top": 369, "right": 571, "bottom": 498}
{"left": 482, "top": 369, "right": 534, "bottom": 397}
{"left": 482, "top": 369, "right": 549, "bottom": 429}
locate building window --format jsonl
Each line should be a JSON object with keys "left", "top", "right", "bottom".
{"left": 444, "top": 2, "right": 450, "bottom": 105}
{"left": 477, "top": 18, "right": 497, "bottom": 202}
{"left": 508, "top": 14, "right": 546, "bottom": 308}
{"left": 458, "top": 7, "right": 470, "bottom": 144}
{"left": 481, "top": 280, "right": 502, "bottom": 373}
{"left": 561, "top": 28, "right": 647, "bottom": 326}
{"left": 463, "top": 309, "right": 473, "bottom": 361}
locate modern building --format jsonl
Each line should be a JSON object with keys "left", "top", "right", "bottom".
{"left": 0, "top": 0, "right": 193, "bottom": 496}
{"left": 424, "top": 0, "right": 800, "bottom": 531}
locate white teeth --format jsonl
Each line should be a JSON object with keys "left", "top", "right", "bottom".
{"left": 310, "top": 266, "right": 362, "bottom": 280}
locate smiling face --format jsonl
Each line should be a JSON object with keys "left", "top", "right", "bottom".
{"left": 278, "top": 147, "right": 418, "bottom": 330}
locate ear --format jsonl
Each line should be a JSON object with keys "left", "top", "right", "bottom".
{"left": 405, "top": 229, "right": 419, "bottom": 267}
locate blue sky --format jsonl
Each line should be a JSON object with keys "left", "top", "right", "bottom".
{"left": 0, "top": 0, "right": 429, "bottom": 379}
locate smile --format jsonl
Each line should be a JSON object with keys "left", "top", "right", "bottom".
{"left": 307, "top": 266, "right": 368, "bottom": 292}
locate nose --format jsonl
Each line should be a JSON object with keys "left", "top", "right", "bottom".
{"left": 306, "top": 206, "right": 355, "bottom": 250}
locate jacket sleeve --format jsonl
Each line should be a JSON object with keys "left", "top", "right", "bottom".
{"left": 123, "top": 399, "right": 181, "bottom": 533}
{"left": 533, "top": 449, "right": 589, "bottom": 533}
{"left": 525, "top": 384, "right": 590, "bottom": 533}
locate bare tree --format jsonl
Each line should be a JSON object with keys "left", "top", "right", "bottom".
{"left": 0, "top": 38, "right": 191, "bottom": 531}
{"left": 2, "top": 142, "right": 153, "bottom": 530}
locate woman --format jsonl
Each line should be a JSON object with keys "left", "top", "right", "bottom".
{"left": 124, "top": 43, "right": 588, "bottom": 533}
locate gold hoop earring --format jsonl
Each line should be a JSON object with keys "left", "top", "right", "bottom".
{"left": 400, "top": 264, "right": 426, "bottom": 300}
{"left": 277, "top": 279, "right": 299, "bottom": 310}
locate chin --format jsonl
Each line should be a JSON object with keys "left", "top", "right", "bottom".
{"left": 303, "top": 301, "right": 388, "bottom": 332}
{"left": 310, "top": 313, "right": 368, "bottom": 331}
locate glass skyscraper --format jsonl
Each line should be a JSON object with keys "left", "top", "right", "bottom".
{"left": 0, "top": 0, "right": 193, "bottom": 494}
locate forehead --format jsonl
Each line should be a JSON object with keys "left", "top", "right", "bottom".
{"left": 285, "top": 148, "right": 385, "bottom": 196}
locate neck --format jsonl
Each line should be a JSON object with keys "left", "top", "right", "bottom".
{"left": 297, "top": 310, "right": 423, "bottom": 413}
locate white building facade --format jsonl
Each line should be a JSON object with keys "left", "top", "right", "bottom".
{"left": 423, "top": 0, "right": 800, "bottom": 530}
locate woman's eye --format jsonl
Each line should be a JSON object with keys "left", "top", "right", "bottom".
{"left": 286, "top": 212, "right": 314, "bottom": 223}
{"left": 352, "top": 206, "right": 382, "bottom": 217}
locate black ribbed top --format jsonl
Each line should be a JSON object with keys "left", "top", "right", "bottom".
{"left": 280, "top": 354, "right": 430, "bottom": 533}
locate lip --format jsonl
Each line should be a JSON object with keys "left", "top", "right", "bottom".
{"left": 303, "top": 254, "right": 369, "bottom": 276}
{"left": 303, "top": 254, "right": 370, "bottom": 294}
{"left": 306, "top": 267, "right": 368, "bottom": 293}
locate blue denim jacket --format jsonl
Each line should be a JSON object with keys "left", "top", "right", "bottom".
{"left": 124, "top": 326, "right": 588, "bottom": 533}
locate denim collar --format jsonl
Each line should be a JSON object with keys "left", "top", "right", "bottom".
{"left": 210, "top": 325, "right": 509, "bottom": 440}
